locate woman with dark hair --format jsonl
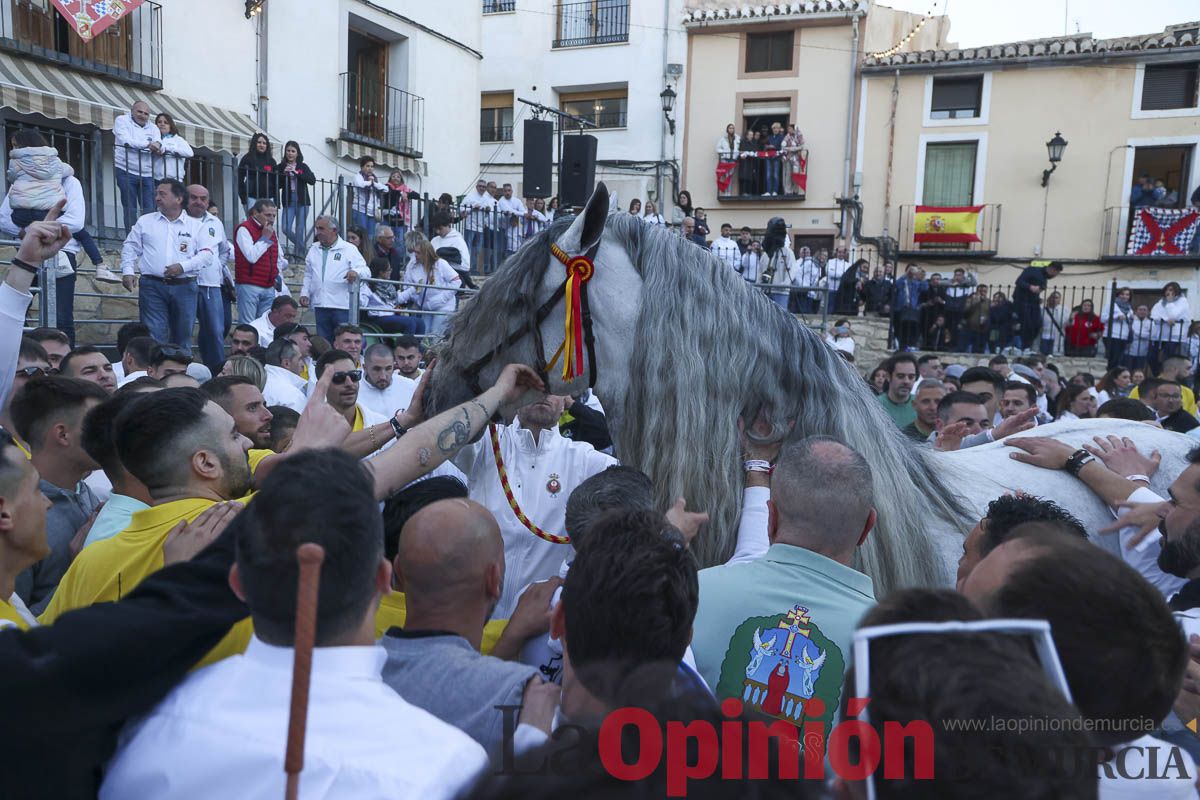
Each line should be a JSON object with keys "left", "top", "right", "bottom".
{"left": 715, "top": 123, "right": 740, "bottom": 197}
{"left": 1055, "top": 383, "right": 1097, "bottom": 420}
{"left": 1151, "top": 280, "right": 1190, "bottom": 370}
{"left": 237, "top": 132, "right": 276, "bottom": 213}
{"left": 868, "top": 364, "right": 889, "bottom": 395}
{"left": 1064, "top": 298, "right": 1104, "bottom": 357}
{"left": 738, "top": 129, "right": 759, "bottom": 196}
{"left": 627, "top": 198, "right": 641, "bottom": 216}
{"left": 345, "top": 226, "right": 368, "bottom": 261}
{"left": 151, "top": 112, "right": 192, "bottom": 181}
{"left": 834, "top": 258, "right": 868, "bottom": 315}
{"left": 1095, "top": 367, "right": 1132, "bottom": 406}
{"left": 278, "top": 140, "right": 316, "bottom": 254}
{"left": 547, "top": 196, "right": 559, "bottom": 222}
{"left": 382, "top": 168, "right": 413, "bottom": 246}
{"left": 672, "top": 189, "right": 693, "bottom": 227}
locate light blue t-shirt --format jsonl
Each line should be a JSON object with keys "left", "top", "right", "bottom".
{"left": 83, "top": 492, "right": 150, "bottom": 548}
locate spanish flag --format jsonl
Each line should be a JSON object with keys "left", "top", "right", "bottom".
{"left": 913, "top": 205, "right": 984, "bottom": 244}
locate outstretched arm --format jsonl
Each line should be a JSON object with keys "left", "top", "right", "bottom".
{"left": 368, "top": 363, "right": 544, "bottom": 500}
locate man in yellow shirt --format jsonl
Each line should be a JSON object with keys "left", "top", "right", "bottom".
{"left": 1129, "top": 355, "right": 1198, "bottom": 416}
{"left": 0, "top": 429, "right": 50, "bottom": 630}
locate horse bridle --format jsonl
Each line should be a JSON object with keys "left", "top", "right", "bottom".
{"left": 462, "top": 239, "right": 601, "bottom": 396}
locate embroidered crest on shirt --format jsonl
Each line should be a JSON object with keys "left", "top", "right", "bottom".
{"left": 334, "top": 252, "right": 342, "bottom": 261}
{"left": 716, "top": 604, "right": 844, "bottom": 741}
{"left": 208, "top": 227, "right": 215, "bottom": 237}
{"left": 546, "top": 473, "right": 561, "bottom": 495}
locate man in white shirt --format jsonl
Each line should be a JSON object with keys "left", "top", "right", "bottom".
{"left": 249, "top": 296, "right": 298, "bottom": 347}
{"left": 431, "top": 214, "right": 471, "bottom": 274}
{"left": 825, "top": 246, "right": 851, "bottom": 288}
{"left": 234, "top": 200, "right": 289, "bottom": 324}
{"left": 793, "top": 246, "right": 822, "bottom": 313}
{"left": 300, "top": 216, "right": 365, "bottom": 342}
{"left": 262, "top": 339, "right": 309, "bottom": 413}
{"left": 497, "top": 184, "right": 528, "bottom": 259}
{"left": 120, "top": 178, "right": 211, "bottom": 352}
{"left": 99, "top": 449, "right": 489, "bottom": 800}
{"left": 453, "top": 394, "right": 616, "bottom": 617}
{"left": 186, "top": 185, "right": 233, "bottom": 373}
{"left": 740, "top": 240, "right": 766, "bottom": 283}
{"left": 359, "top": 343, "right": 416, "bottom": 419}
{"left": 393, "top": 334, "right": 423, "bottom": 381}
{"left": 112, "top": 100, "right": 160, "bottom": 231}
{"left": 462, "top": 179, "right": 496, "bottom": 271}
{"left": 710, "top": 223, "right": 741, "bottom": 273}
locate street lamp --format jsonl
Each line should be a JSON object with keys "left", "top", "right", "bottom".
{"left": 1041, "top": 131, "right": 1067, "bottom": 187}
{"left": 660, "top": 86, "right": 677, "bottom": 136}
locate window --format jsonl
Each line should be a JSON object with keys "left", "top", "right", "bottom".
{"left": 741, "top": 99, "right": 791, "bottom": 135}
{"left": 745, "top": 31, "right": 794, "bottom": 73}
{"left": 483, "top": 0, "right": 515, "bottom": 12}
{"left": 930, "top": 76, "right": 983, "bottom": 119}
{"left": 1141, "top": 63, "right": 1200, "bottom": 111}
{"left": 561, "top": 89, "right": 627, "bottom": 128}
{"left": 922, "top": 141, "right": 978, "bottom": 205}
{"left": 480, "top": 92, "right": 514, "bottom": 142}
{"left": 554, "top": 1, "right": 630, "bottom": 48}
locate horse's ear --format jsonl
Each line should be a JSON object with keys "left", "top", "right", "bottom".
{"left": 557, "top": 182, "right": 610, "bottom": 254}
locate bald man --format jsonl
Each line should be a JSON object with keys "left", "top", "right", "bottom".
{"left": 186, "top": 184, "right": 234, "bottom": 372}
{"left": 379, "top": 498, "right": 559, "bottom": 763}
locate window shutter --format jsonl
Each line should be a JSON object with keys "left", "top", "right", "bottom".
{"left": 1142, "top": 64, "right": 1200, "bottom": 111}
{"left": 930, "top": 77, "right": 982, "bottom": 115}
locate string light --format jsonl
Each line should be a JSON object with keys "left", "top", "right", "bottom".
{"left": 867, "top": 2, "right": 939, "bottom": 59}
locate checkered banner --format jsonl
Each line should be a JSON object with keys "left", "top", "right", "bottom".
{"left": 1127, "top": 207, "right": 1200, "bottom": 256}
{"left": 50, "top": 0, "right": 146, "bottom": 42}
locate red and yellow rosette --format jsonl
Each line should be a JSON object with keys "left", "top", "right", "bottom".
{"left": 547, "top": 243, "right": 594, "bottom": 381}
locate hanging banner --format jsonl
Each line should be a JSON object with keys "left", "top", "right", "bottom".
{"left": 1127, "top": 207, "right": 1200, "bottom": 256}
{"left": 50, "top": 0, "right": 146, "bottom": 43}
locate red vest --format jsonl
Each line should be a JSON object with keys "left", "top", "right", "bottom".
{"left": 234, "top": 216, "right": 280, "bottom": 288}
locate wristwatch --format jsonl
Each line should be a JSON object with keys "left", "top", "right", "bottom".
{"left": 390, "top": 417, "right": 407, "bottom": 439}
{"left": 1063, "top": 449, "right": 1096, "bottom": 477}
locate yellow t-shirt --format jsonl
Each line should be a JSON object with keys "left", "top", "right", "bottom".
{"left": 1129, "top": 384, "right": 1197, "bottom": 416}
{"left": 351, "top": 406, "right": 365, "bottom": 433}
{"left": 373, "top": 591, "right": 510, "bottom": 656}
{"left": 39, "top": 496, "right": 252, "bottom": 666}
{"left": 247, "top": 448, "right": 274, "bottom": 473}
{"left": 0, "top": 595, "right": 34, "bottom": 630}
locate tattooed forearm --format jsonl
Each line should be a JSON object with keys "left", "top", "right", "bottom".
{"left": 469, "top": 399, "right": 491, "bottom": 420}
{"left": 436, "top": 408, "right": 473, "bottom": 454}
{"left": 418, "top": 447, "right": 431, "bottom": 467}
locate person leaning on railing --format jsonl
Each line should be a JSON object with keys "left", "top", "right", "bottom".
{"left": 113, "top": 101, "right": 160, "bottom": 231}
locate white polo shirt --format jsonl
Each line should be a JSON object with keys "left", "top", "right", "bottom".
{"left": 120, "top": 211, "right": 210, "bottom": 279}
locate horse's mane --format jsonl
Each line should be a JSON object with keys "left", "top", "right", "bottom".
{"left": 441, "top": 212, "right": 967, "bottom": 594}
{"left": 603, "top": 213, "right": 967, "bottom": 590}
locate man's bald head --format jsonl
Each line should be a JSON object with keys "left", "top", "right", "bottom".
{"left": 186, "top": 184, "right": 210, "bottom": 218}
{"left": 395, "top": 498, "right": 504, "bottom": 608}
{"left": 769, "top": 436, "right": 875, "bottom": 561}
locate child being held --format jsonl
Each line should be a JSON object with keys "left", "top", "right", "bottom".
{"left": 7, "top": 130, "right": 74, "bottom": 228}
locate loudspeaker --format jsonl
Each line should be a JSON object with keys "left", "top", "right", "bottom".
{"left": 522, "top": 120, "right": 554, "bottom": 198}
{"left": 560, "top": 134, "right": 597, "bottom": 208}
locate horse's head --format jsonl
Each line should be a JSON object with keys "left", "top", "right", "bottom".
{"left": 427, "top": 182, "right": 642, "bottom": 421}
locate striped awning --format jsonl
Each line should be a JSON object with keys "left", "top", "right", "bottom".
{"left": 333, "top": 138, "right": 427, "bottom": 177}
{"left": 0, "top": 53, "right": 260, "bottom": 155}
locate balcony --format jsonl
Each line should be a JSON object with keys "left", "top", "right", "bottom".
{"left": 0, "top": 0, "right": 161, "bottom": 88}
{"left": 339, "top": 72, "right": 424, "bottom": 159}
{"left": 1101, "top": 205, "right": 1200, "bottom": 261}
{"left": 553, "top": 1, "right": 629, "bottom": 48}
{"left": 480, "top": 124, "right": 513, "bottom": 142}
{"left": 897, "top": 203, "right": 1001, "bottom": 257}
{"left": 715, "top": 152, "right": 808, "bottom": 202}
{"left": 483, "top": 0, "right": 515, "bottom": 11}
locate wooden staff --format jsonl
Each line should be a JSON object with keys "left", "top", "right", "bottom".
{"left": 284, "top": 543, "right": 325, "bottom": 800}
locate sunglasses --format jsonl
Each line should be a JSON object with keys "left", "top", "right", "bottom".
{"left": 332, "top": 370, "right": 362, "bottom": 385}
{"left": 15, "top": 366, "right": 45, "bottom": 378}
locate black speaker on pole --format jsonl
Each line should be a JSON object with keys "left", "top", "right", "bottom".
{"left": 522, "top": 119, "right": 554, "bottom": 198}
{"left": 560, "top": 134, "right": 597, "bottom": 208}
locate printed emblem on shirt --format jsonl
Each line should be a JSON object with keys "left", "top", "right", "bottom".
{"left": 208, "top": 227, "right": 215, "bottom": 237}
{"left": 334, "top": 252, "right": 342, "bottom": 261}
{"left": 546, "top": 473, "right": 561, "bottom": 495}
{"left": 178, "top": 242, "right": 189, "bottom": 254}
{"left": 715, "top": 604, "right": 844, "bottom": 740}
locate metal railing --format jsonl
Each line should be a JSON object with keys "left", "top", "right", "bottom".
{"left": 716, "top": 151, "right": 808, "bottom": 200}
{"left": 553, "top": 0, "right": 630, "bottom": 48}
{"left": 483, "top": 0, "right": 516, "bottom": 11}
{"left": 339, "top": 72, "right": 424, "bottom": 159}
{"left": 1102, "top": 205, "right": 1200, "bottom": 259}
{"left": 480, "top": 124, "right": 513, "bottom": 142}
{"left": 0, "top": 0, "right": 162, "bottom": 88}
{"left": 897, "top": 203, "right": 1001, "bottom": 257}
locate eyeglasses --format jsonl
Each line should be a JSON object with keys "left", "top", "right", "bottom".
{"left": 15, "top": 366, "right": 45, "bottom": 379}
{"left": 332, "top": 370, "right": 362, "bottom": 385}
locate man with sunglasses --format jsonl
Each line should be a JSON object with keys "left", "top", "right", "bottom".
{"left": 315, "top": 349, "right": 390, "bottom": 436}
{"left": 1, "top": 340, "right": 50, "bottom": 459}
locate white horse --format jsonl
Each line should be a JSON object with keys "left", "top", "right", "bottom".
{"left": 427, "top": 182, "right": 1193, "bottom": 595}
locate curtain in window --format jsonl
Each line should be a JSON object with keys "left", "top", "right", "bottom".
{"left": 923, "top": 142, "right": 978, "bottom": 206}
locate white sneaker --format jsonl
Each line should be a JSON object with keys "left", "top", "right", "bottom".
{"left": 93, "top": 266, "right": 122, "bottom": 283}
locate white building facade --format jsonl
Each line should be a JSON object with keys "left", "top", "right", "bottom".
{"left": 477, "top": 0, "right": 687, "bottom": 213}
{"left": 0, "top": 0, "right": 482, "bottom": 242}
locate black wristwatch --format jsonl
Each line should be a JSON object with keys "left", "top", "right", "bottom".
{"left": 390, "top": 417, "right": 407, "bottom": 439}
{"left": 1063, "top": 449, "right": 1096, "bottom": 477}
{"left": 10, "top": 257, "right": 38, "bottom": 274}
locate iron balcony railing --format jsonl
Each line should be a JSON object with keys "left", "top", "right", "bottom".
{"left": 339, "top": 72, "right": 424, "bottom": 159}
{"left": 483, "top": 0, "right": 515, "bottom": 11}
{"left": 896, "top": 203, "right": 1001, "bottom": 257}
{"left": 1102, "top": 205, "right": 1200, "bottom": 260}
{"left": 480, "top": 124, "right": 513, "bottom": 142}
{"left": 715, "top": 150, "right": 808, "bottom": 201}
{"left": 553, "top": 0, "right": 630, "bottom": 48}
{"left": 0, "top": 0, "right": 162, "bottom": 88}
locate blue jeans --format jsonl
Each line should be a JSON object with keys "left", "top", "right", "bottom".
{"left": 236, "top": 283, "right": 275, "bottom": 324}
{"left": 282, "top": 204, "right": 309, "bottom": 254}
{"left": 196, "top": 285, "right": 227, "bottom": 372}
{"left": 464, "top": 229, "right": 484, "bottom": 272}
{"left": 115, "top": 168, "right": 155, "bottom": 231}
{"left": 139, "top": 277, "right": 199, "bottom": 350}
{"left": 764, "top": 157, "right": 781, "bottom": 194}
{"left": 314, "top": 306, "right": 349, "bottom": 342}
{"left": 353, "top": 211, "right": 377, "bottom": 242}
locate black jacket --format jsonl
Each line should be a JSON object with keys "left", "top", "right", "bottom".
{"left": 238, "top": 152, "right": 279, "bottom": 203}
{"left": 0, "top": 523, "right": 247, "bottom": 798}
{"left": 278, "top": 161, "right": 317, "bottom": 206}
{"left": 1013, "top": 266, "right": 1047, "bottom": 307}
